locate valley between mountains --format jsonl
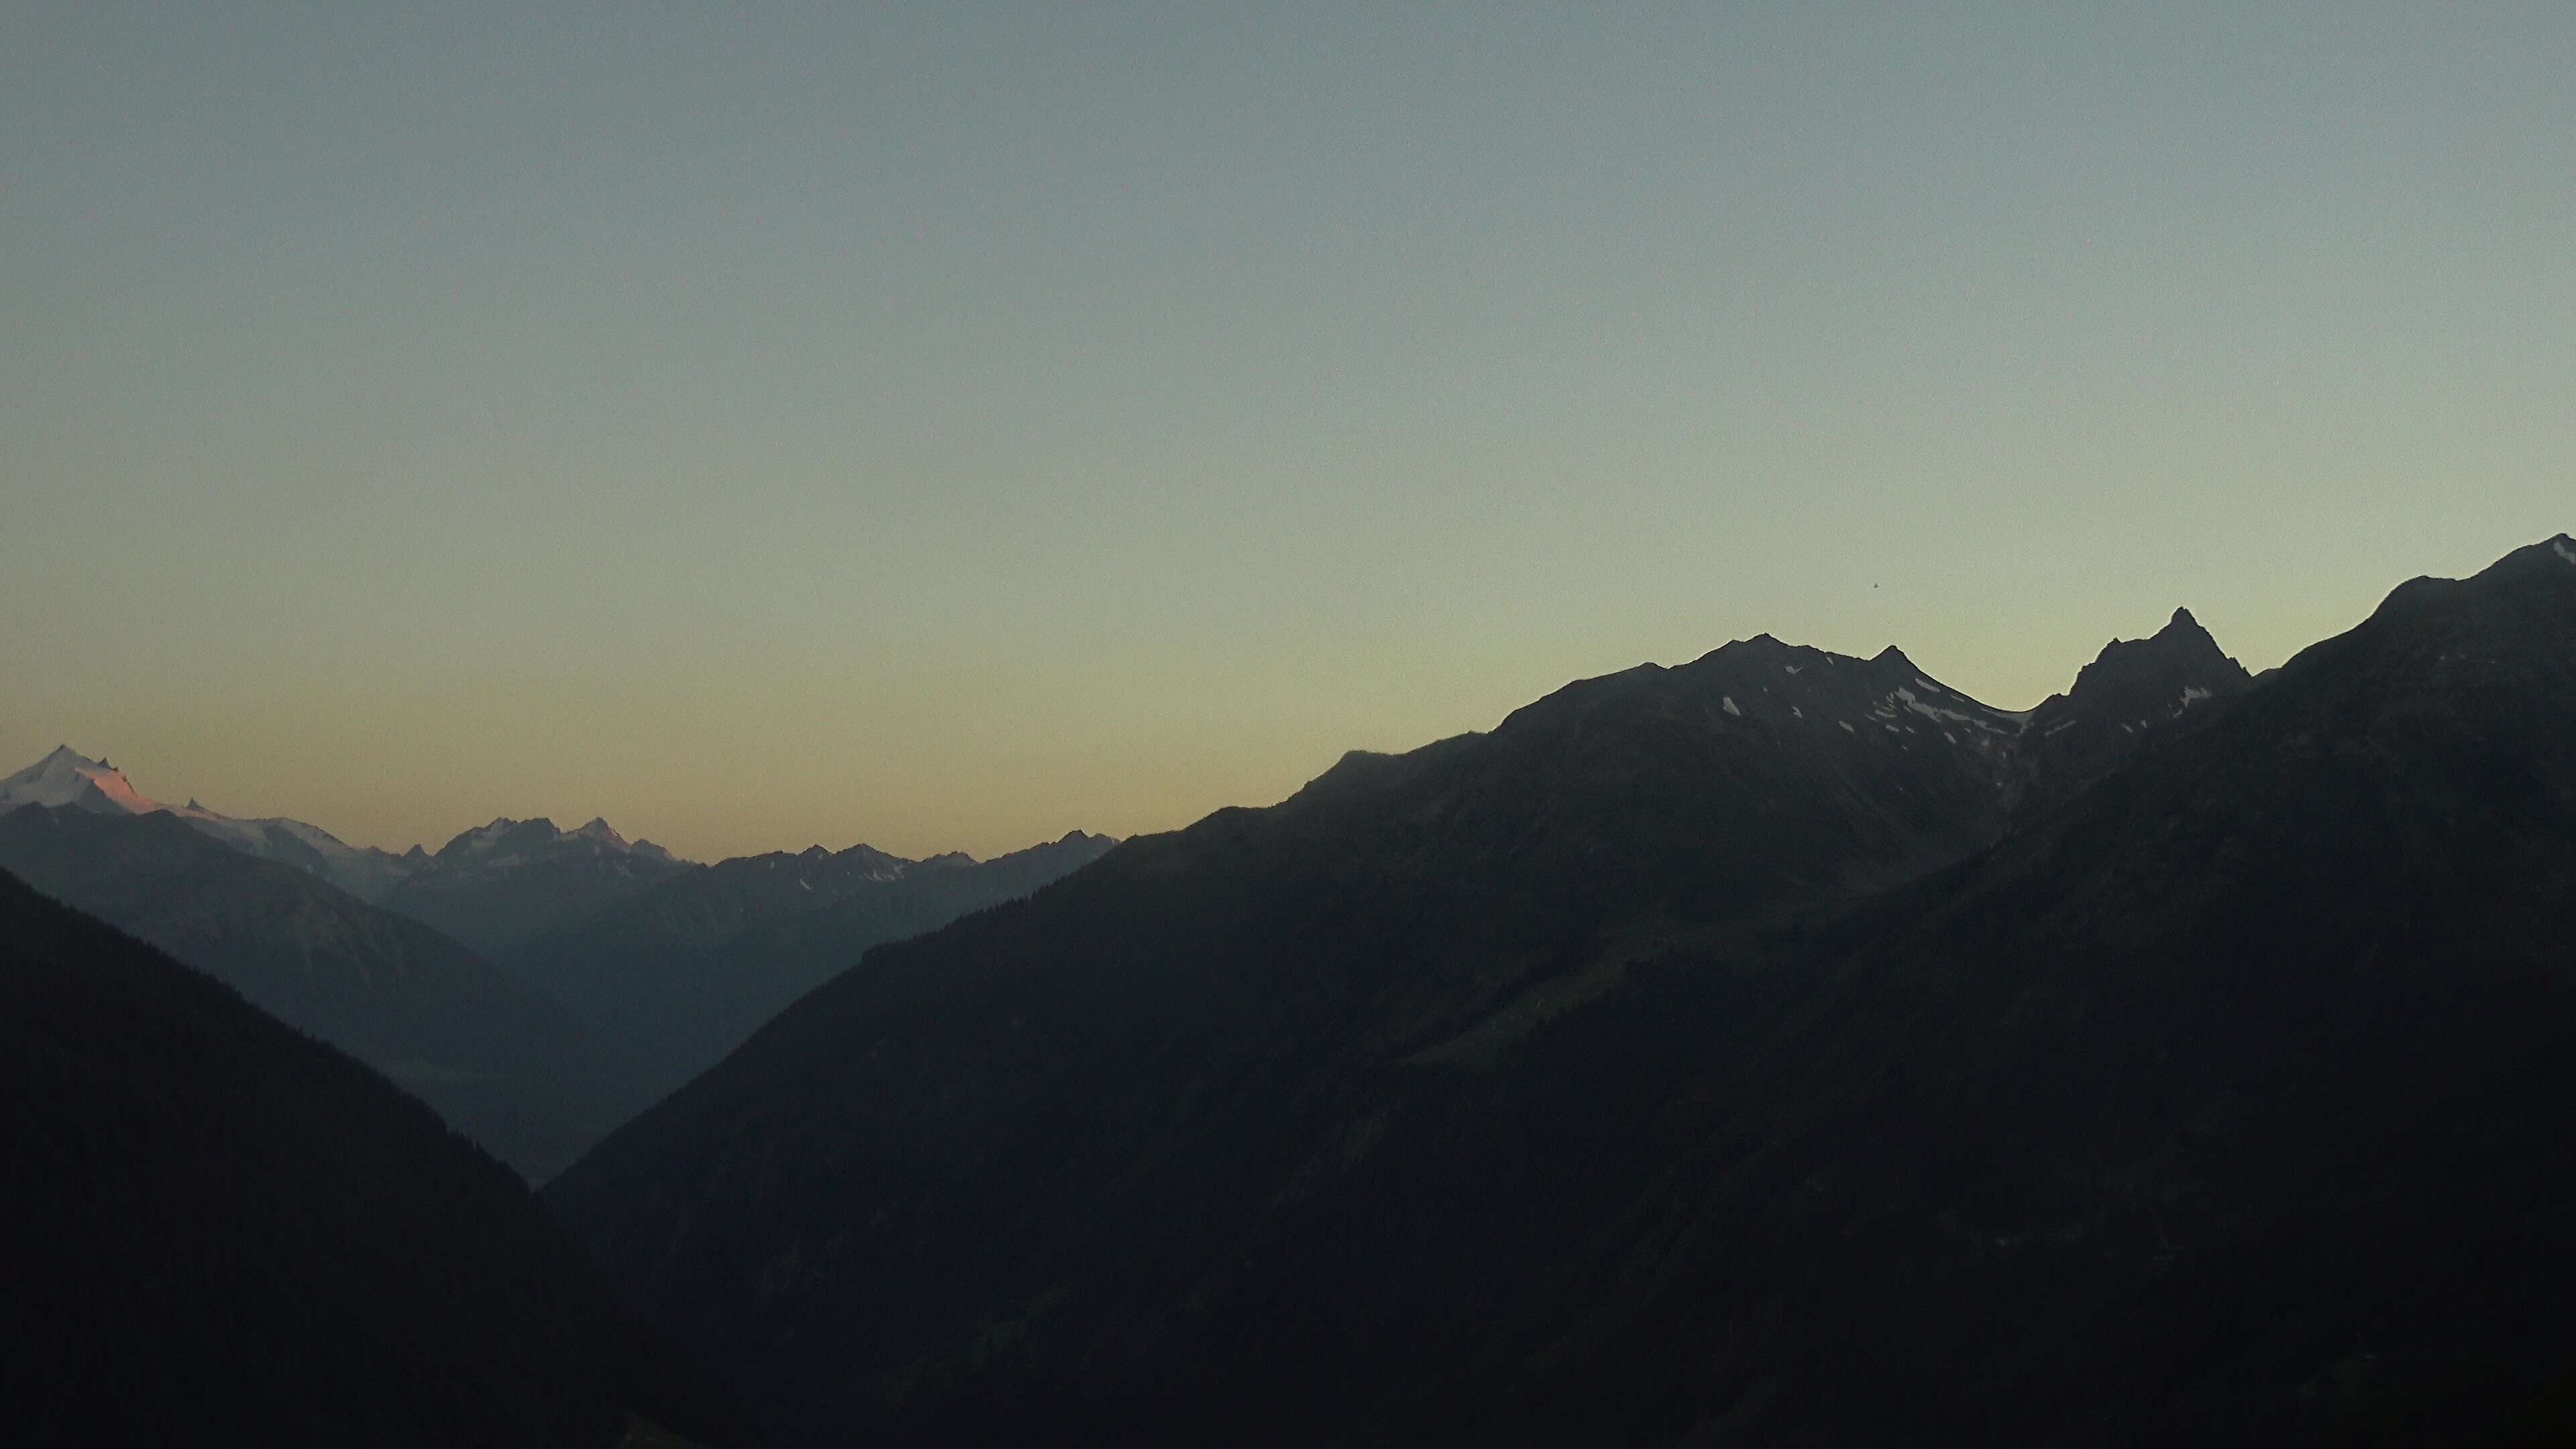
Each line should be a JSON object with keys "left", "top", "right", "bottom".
{"left": 0, "top": 746, "right": 1115, "bottom": 1179}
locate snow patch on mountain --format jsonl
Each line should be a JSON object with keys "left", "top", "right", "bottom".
{"left": 0, "top": 746, "right": 166, "bottom": 816}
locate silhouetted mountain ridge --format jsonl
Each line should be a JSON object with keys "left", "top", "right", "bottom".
{"left": 547, "top": 534, "right": 2576, "bottom": 1446}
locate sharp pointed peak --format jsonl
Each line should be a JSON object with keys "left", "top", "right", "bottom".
{"left": 2061, "top": 604, "right": 2251, "bottom": 708}
{"left": 8, "top": 745, "right": 106, "bottom": 778}
{"left": 2156, "top": 604, "right": 2222, "bottom": 639}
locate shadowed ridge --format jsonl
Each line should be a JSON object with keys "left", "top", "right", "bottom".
{"left": 0, "top": 804, "right": 606, "bottom": 1179}
{"left": 546, "top": 536, "right": 2576, "bottom": 1446}
{"left": 0, "top": 867, "right": 759, "bottom": 1448}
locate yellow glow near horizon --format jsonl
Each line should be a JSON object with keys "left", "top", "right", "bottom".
{"left": 5, "top": 7, "right": 2569, "bottom": 861}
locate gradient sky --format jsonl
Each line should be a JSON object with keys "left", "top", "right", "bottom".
{"left": 5, "top": 3, "right": 2570, "bottom": 861}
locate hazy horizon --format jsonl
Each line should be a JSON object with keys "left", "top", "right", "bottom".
{"left": 8, "top": 4, "right": 2571, "bottom": 861}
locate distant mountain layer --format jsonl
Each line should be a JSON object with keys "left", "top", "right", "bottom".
{"left": 380, "top": 815, "right": 691, "bottom": 956}
{"left": 508, "top": 830, "right": 1119, "bottom": 1112}
{"left": 0, "top": 806, "right": 607, "bottom": 1181}
{"left": 0, "top": 745, "right": 1115, "bottom": 1171}
{"left": 0, "top": 868, "right": 755, "bottom": 1448}
{"left": 0, "top": 745, "right": 413, "bottom": 898}
{"left": 0, "top": 747, "right": 691, "bottom": 947}
{"left": 549, "top": 536, "right": 2576, "bottom": 1446}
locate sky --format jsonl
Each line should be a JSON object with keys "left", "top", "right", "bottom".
{"left": 3, "top": 3, "right": 2571, "bottom": 861}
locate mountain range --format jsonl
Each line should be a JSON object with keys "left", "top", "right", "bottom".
{"left": 545, "top": 535, "right": 2576, "bottom": 1446}
{"left": 0, "top": 745, "right": 694, "bottom": 938}
{"left": 0, "top": 750, "right": 1113, "bottom": 1178}
{"left": 15, "top": 533, "right": 2573, "bottom": 1444}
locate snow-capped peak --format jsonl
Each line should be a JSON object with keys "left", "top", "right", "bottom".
{"left": 0, "top": 745, "right": 167, "bottom": 817}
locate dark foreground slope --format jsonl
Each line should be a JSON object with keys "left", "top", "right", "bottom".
{"left": 0, "top": 806, "right": 606, "bottom": 1179}
{"left": 0, "top": 870, "right": 753, "bottom": 1449}
{"left": 549, "top": 537, "right": 2576, "bottom": 1446}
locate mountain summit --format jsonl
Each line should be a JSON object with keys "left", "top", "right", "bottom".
{"left": 0, "top": 745, "right": 162, "bottom": 816}
{"left": 0, "top": 747, "right": 420, "bottom": 898}
{"left": 2062, "top": 605, "right": 2247, "bottom": 710}
{"left": 2011, "top": 604, "right": 2255, "bottom": 814}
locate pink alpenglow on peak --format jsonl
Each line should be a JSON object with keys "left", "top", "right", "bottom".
{"left": 0, "top": 745, "right": 168, "bottom": 818}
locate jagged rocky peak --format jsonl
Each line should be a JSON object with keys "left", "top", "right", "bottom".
{"left": 434, "top": 816, "right": 552, "bottom": 862}
{"left": 2059, "top": 606, "right": 2253, "bottom": 723}
{"left": 1496, "top": 629, "right": 2026, "bottom": 764}
{"left": 2006, "top": 605, "right": 2257, "bottom": 817}
{"left": 432, "top": 813, "right": 672, "bottom": 865}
